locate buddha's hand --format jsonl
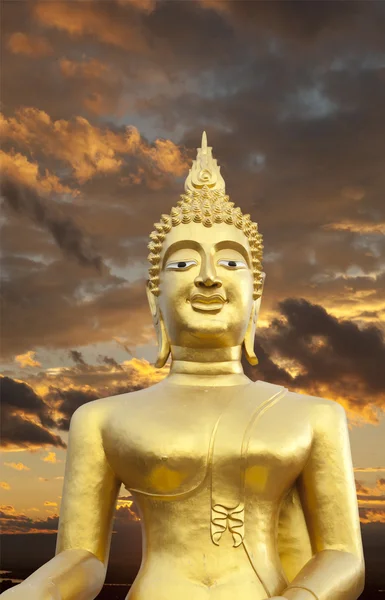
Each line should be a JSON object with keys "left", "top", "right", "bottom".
{"left": 0, "top": 580, "right": 60, "bottom": 599}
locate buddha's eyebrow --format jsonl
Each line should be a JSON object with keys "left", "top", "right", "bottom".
{"left": 162, "top": 240, "right": 201, "bottom": 267}
{"left": 162, "top": 240, "right": 250, "bottom": 268}
{"left": 214, "top": 240, "right": 251, "bottom": 267}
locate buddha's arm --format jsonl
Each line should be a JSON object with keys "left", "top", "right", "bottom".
{"left": 280, "top": 400, "right": 365, "bottom": 600}
{"left": 24, "top": 403, "right": 121, "bottom": 600}
{"left": 277, "top": 484, "right": 313, "bottom": 582}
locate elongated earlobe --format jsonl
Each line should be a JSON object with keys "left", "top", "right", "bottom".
{"left": 243, "top": 273, "right": 265, "bottom": 366}
{"left": 146, "top": 283, "right": 170, "bottom": 368}
{"left": 243, "top": 300, "right": 259, "bottom": 365}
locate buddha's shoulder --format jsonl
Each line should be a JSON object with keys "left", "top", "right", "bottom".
{"left": 280, "top": 384, "right": 346, "bottom": 423}
{"left": 70, "top": 383, "right": 160, "bottom": 425}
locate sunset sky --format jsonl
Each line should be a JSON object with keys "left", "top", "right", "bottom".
{"left": 0, "top": 0, "right": 384, "bottom": 587}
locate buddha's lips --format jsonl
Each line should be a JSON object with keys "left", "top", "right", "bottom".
{"left": 190, "top": 293, "right": 227, "bottom": 304}
{"left": 189, "top": 293, "right": 227, "bottom": 311}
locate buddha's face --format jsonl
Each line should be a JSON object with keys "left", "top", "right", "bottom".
{"left": 152, "top": 222, "right": 256, "bottom": 349}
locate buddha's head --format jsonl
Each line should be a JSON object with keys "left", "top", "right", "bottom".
{"left": 146, "top": 132, "right": 264, "bottom": 367}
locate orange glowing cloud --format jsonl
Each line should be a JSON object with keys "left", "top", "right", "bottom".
{"left": 25, "top": 357, "right": 167, "bottom": 415}
{"left": 0, "top": 506, "right": 59, "bottom": 534}
{"left": 354, "top": 467, "right": 385, "bottom": 473}
{"left": 141, "top": 138, "right": 190, "bottom": 177}
{"left": 44, "top": 500, "right": 58, "bottom": 508}
{"left": 33, "top": 1, "right": 150, "bottom": 53}
{"left": 359, "top": 509, "right": 385, "bottom": 524}
{"left": 59, "top": 57, "right": 110, "bottom": 80}
{"left": 0, "top": 149, "right": 78, "bottom": 197}
{"left": 3, "top": 462, "right": 30, "bottom": 471}
{"left": 1, "top": 108, "right": 189, "bottom": 185}
{"left": 0, "top": 482, "right": 11, "bottom": 490}
{"left": 42, "top": 452, "right": 58, "bottom": 464}
{"left": 323, "top": 221, "right": 385, "bottom": 235}
{"left": 59, "top": 57, "right": 122, "bottom": 116}
{"left": 356, "top": 478, "right": 385, "bottom": 524}
{"left": 6, "top": 32, "right": 53, "bottom": 57}
{"left": 15, "top": 351, "right": 42, "bottom": 369}
{"left": 0, "top": 505, "right": 16, "bottom": 515}
{"left": 116, "top": 0, "right": 157, "bottom": 13}
{"left": 117, "top": 497, "right": 141, "bottom": 522}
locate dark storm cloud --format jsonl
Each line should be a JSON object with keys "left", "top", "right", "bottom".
{"left": 0, "top": 355, "right": 164, "bottom": 449}
{"left": 199, "top": 0, "right": 385, "bottom": 46}
{"left": 246, "top": 299, "right": 385, "bottom": 419}
{"left": 48, "top": 387, "right": 101, "bottom": 431}
{"left": 271, "top": 298, "right": 385, "bottom": 393}
{"left": 0, "top": 510, "right": 59, "bottom": 534}
{"left": 242, "top": 339, "right": 292, "bottom": 387}
{"left": 99, "top": 355, "right": 125, "bottom": 371}
{"left": 1, "top": 177, "right": 104, "bottom": 272}
{"left": 69, "top": 349, "right": 87, "bottom": 368}
{"left": 0, "top": 377, "right": 66, "bottom": 449}
{"left": 0, "top": 254, "right": 150, "bottom": 361}
{"left": 45, "top": 361, "right": 162, "bottom": 431}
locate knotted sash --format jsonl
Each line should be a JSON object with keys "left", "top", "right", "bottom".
{"left": 210, "top": 380, "right": 288, "bottom": 547}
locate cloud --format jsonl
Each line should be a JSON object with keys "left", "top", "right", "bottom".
{"left": 43, "top": 500, "right": 58, "bottom": 508}
{"left": 6, "top": 32, "right": 53, "bottom": 57}
{"left": 0, "top": 505, "right": 59, "bottom": 534}
{"left": 359, "top": 508, "right": 385, "bottom": 524}
{"left": 33, "top": 0, "right": 151, "bottom": 53}
{"left": 354, "top": 467, "right": 385, "bottom": 473}
{"left": 42, "top": 356, "right": 168, "bottom": 431}
{"left": 0, "top": 376, "right": 66, "bottom": 450}
{"left": 197, "top": 0, "right": 383, "bottom": 45}
{"left": 0, "top": 148, "right": 78, "bottom": 196}
{"left": 0, "top": 482, "right": 11, "bottom": 490}
{"left": 1, "top": 108, "right": 128, "bottom": 184}
{"left": 69, "top": 350, "right": 87, "bottom": 368}
{"left": 42, "top": 452, "right": 58, "bottom": 464}
{"left": 117, "top": 0, "right": 157, "bottom": 13}
{"left": 3, "top": 462, "right": 30, "bottom": 471}
{"left": 58, "top": 57, "right": 125, "bottom": 115}
{"left": 0, "top": 494, "right": 142, "bottom": 535}
{"left": 356, "top": 478, "right": 385, "bottom": 509}
{"left": 99, "top": 355, "right": 125, "bottom": 371}
{"left": 324, "top": 220, "right": 385, "bottom": 235}
{"left": 114, "top": 501, "right": 141, "bottom": 525}
{"left": 244, "top": 298, "right": 385, "bottom": 422}
{"left": 59, "top": 57, "right": 111, "bottom": 81}
{"left": 0, "top": 259, "right": 153, "bottom": 362}
{"left": 0, "top": 356, "right": 167, "bottom": 449}
{"left": 1, "top": 174, "right": 103, "bottom": 272}
{"left": 1, "top": 108, "right": 189, "bottom": 185}
{"left": 15, "top": 351, "right": 42, "bottom": 369}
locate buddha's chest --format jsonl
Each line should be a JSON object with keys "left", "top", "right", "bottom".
{"left": 102, "top": 386, "right": 312, "bottom": 500}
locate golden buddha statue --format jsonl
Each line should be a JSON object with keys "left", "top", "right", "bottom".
{"left": 1, "top": 133, "right": 364, "bottom": 600}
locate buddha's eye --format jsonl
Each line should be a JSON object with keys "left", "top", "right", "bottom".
{"left": 165, "top": 260, "right": 198, "bottom": 270}
{"left": 217, "top": 259, "right": 247, "bottom": 269}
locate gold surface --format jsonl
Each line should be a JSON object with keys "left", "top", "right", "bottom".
{"left": 1, "top": 133, "right": 365, "bottom": 600}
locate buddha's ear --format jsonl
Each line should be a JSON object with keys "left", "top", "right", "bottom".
{"left": 146, "top": 282, "right": 170, "bottom": 368}
{"left": 243, "top": 273, "right": 265, "bottom": 366}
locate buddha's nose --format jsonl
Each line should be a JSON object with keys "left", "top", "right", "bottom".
{"left": 194, "top": 259, "right": 222, "bottom": 288}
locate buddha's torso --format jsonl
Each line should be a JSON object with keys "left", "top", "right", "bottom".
{"left": 101, "top": 379, "right": 314, "bottom": 600}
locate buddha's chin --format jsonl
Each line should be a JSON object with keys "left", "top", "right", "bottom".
{"left": 181, "top": 317, "right": 235, "bottom": 343}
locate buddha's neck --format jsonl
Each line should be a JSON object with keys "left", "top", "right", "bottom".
{"left": 166, "top": 345, "right": 251, "bottom": 387}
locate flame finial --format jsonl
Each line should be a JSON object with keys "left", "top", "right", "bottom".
{"left": 184, "top": 131, "right": 226, "bottom": 194}
{"left": 201, "top": 130, "right": 208, "bottom": 154}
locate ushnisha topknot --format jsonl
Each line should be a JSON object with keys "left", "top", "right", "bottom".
{"left": 147, "top": 131, "right": 264, "bottom": 299}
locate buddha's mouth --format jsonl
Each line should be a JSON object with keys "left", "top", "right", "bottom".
{"left": 188, "top": 293, "right": 227, "bottom": 312}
